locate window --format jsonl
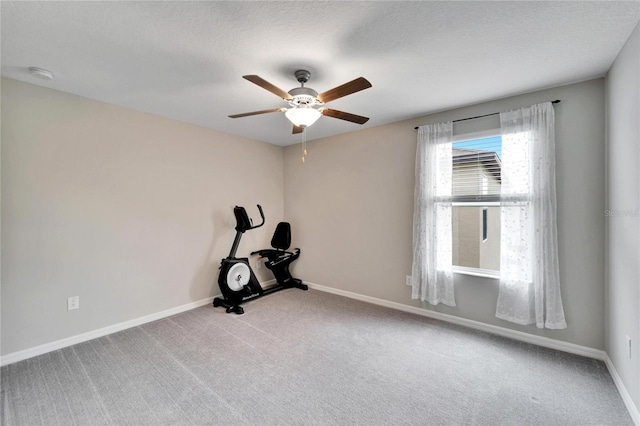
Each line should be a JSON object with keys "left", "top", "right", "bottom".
{"left": 451, "top": 135, "right": 503, "bottom": 275}
{"left": 413, "top": 102, "right": 564, "bottom": 327}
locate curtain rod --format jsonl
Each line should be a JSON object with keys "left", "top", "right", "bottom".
{"left": 414, "top": 100, "right": 561, "bottom": 130}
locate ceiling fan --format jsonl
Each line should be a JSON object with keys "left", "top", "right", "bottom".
{"left": 229, "top": 70, "right": 372, "bottom": 134}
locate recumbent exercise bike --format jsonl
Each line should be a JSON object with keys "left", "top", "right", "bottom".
{"left": 213, "top": 205, "right": 307, "bottom": 314}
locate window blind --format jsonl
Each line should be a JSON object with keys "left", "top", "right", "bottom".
{"left": 452, "top": 135, "right": 502, "bottom": 202}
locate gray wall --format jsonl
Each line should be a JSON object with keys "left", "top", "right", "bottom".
{"left": 1, "top": 79, "right": 284, "bottom": 355}
{"left": 605, "top": 21, "right": 640, "bottom": 409}
{"left": 284, "top": 78, "right": 606, "bottom": 350}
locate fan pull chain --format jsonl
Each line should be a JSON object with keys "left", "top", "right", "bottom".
{"left": 301, "top": 128, "right": 308, "bottom": 163}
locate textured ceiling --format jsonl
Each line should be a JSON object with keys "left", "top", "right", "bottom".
{"left": 2, "top": 1, "right": 639, "bottom": 146}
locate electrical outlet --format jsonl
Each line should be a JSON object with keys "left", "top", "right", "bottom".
{"left": 406, "top": 275, "right": 412, "bottom": 286}
{"left": 626, "top": 335, "right": 632, "bottom": 358}
{"left": 67, "top": 296, "right": 79, "bottom": 311}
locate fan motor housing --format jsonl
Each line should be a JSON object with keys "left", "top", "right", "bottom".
{"left": 289, "top": 87, "right": 320, "bottom": 106}
{"left": 288, "top": 87, "right": 320, "bottom": 106}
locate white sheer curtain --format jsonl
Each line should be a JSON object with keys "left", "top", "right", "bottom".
{"left": 411, "top": 122, "right": 455, "bottom": 306}
{"left": 496, "top": 102, "right": 566, "bottom": 329}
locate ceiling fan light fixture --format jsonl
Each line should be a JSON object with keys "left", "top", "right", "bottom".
{"left": 229, "top": 71, "right": 371, "bottom": 134}
{"left": 285, "top": 107, "right": 321, "bottom": 128}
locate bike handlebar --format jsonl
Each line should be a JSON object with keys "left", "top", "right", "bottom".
{"left": 250, "top": 204, "right": 265, "bottom": 230}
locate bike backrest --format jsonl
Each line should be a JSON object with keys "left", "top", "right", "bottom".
{"left": 271, "top": 222, "right": 291, "bottom": 250}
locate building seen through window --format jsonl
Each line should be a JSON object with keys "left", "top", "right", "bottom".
{"left": 452, "top": 136, "right": 502, "bottom": 273}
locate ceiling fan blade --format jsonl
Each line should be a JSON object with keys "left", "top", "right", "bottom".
{"left": 292, "top": 125, "right": 304, "bottom": 134}
{"left": 229, "top": 108, "right": 286, "bottom": 118}
{"left": 317, "top": 77, "right": 372, "bottom": 103}
{"left": 243, "top": 75, "right": 293, "bottom": 100}
{"left": 321, "top": 108, "right": 369, "bottom": 125}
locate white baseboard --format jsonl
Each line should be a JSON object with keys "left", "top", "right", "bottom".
{"left": 0, "top": 279, "right": 276, "bottom": 366}
{"left": 1, "top": 279, "right": 280, "bottom": 367}
{"left": 307, "top": 282, "right": 605, "bottom": 359}
{"left": 604, "top": 354, "right": 640, "bottom": 425}
{"left": 0, "top": 295, "right": 217, "bottom": 367}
